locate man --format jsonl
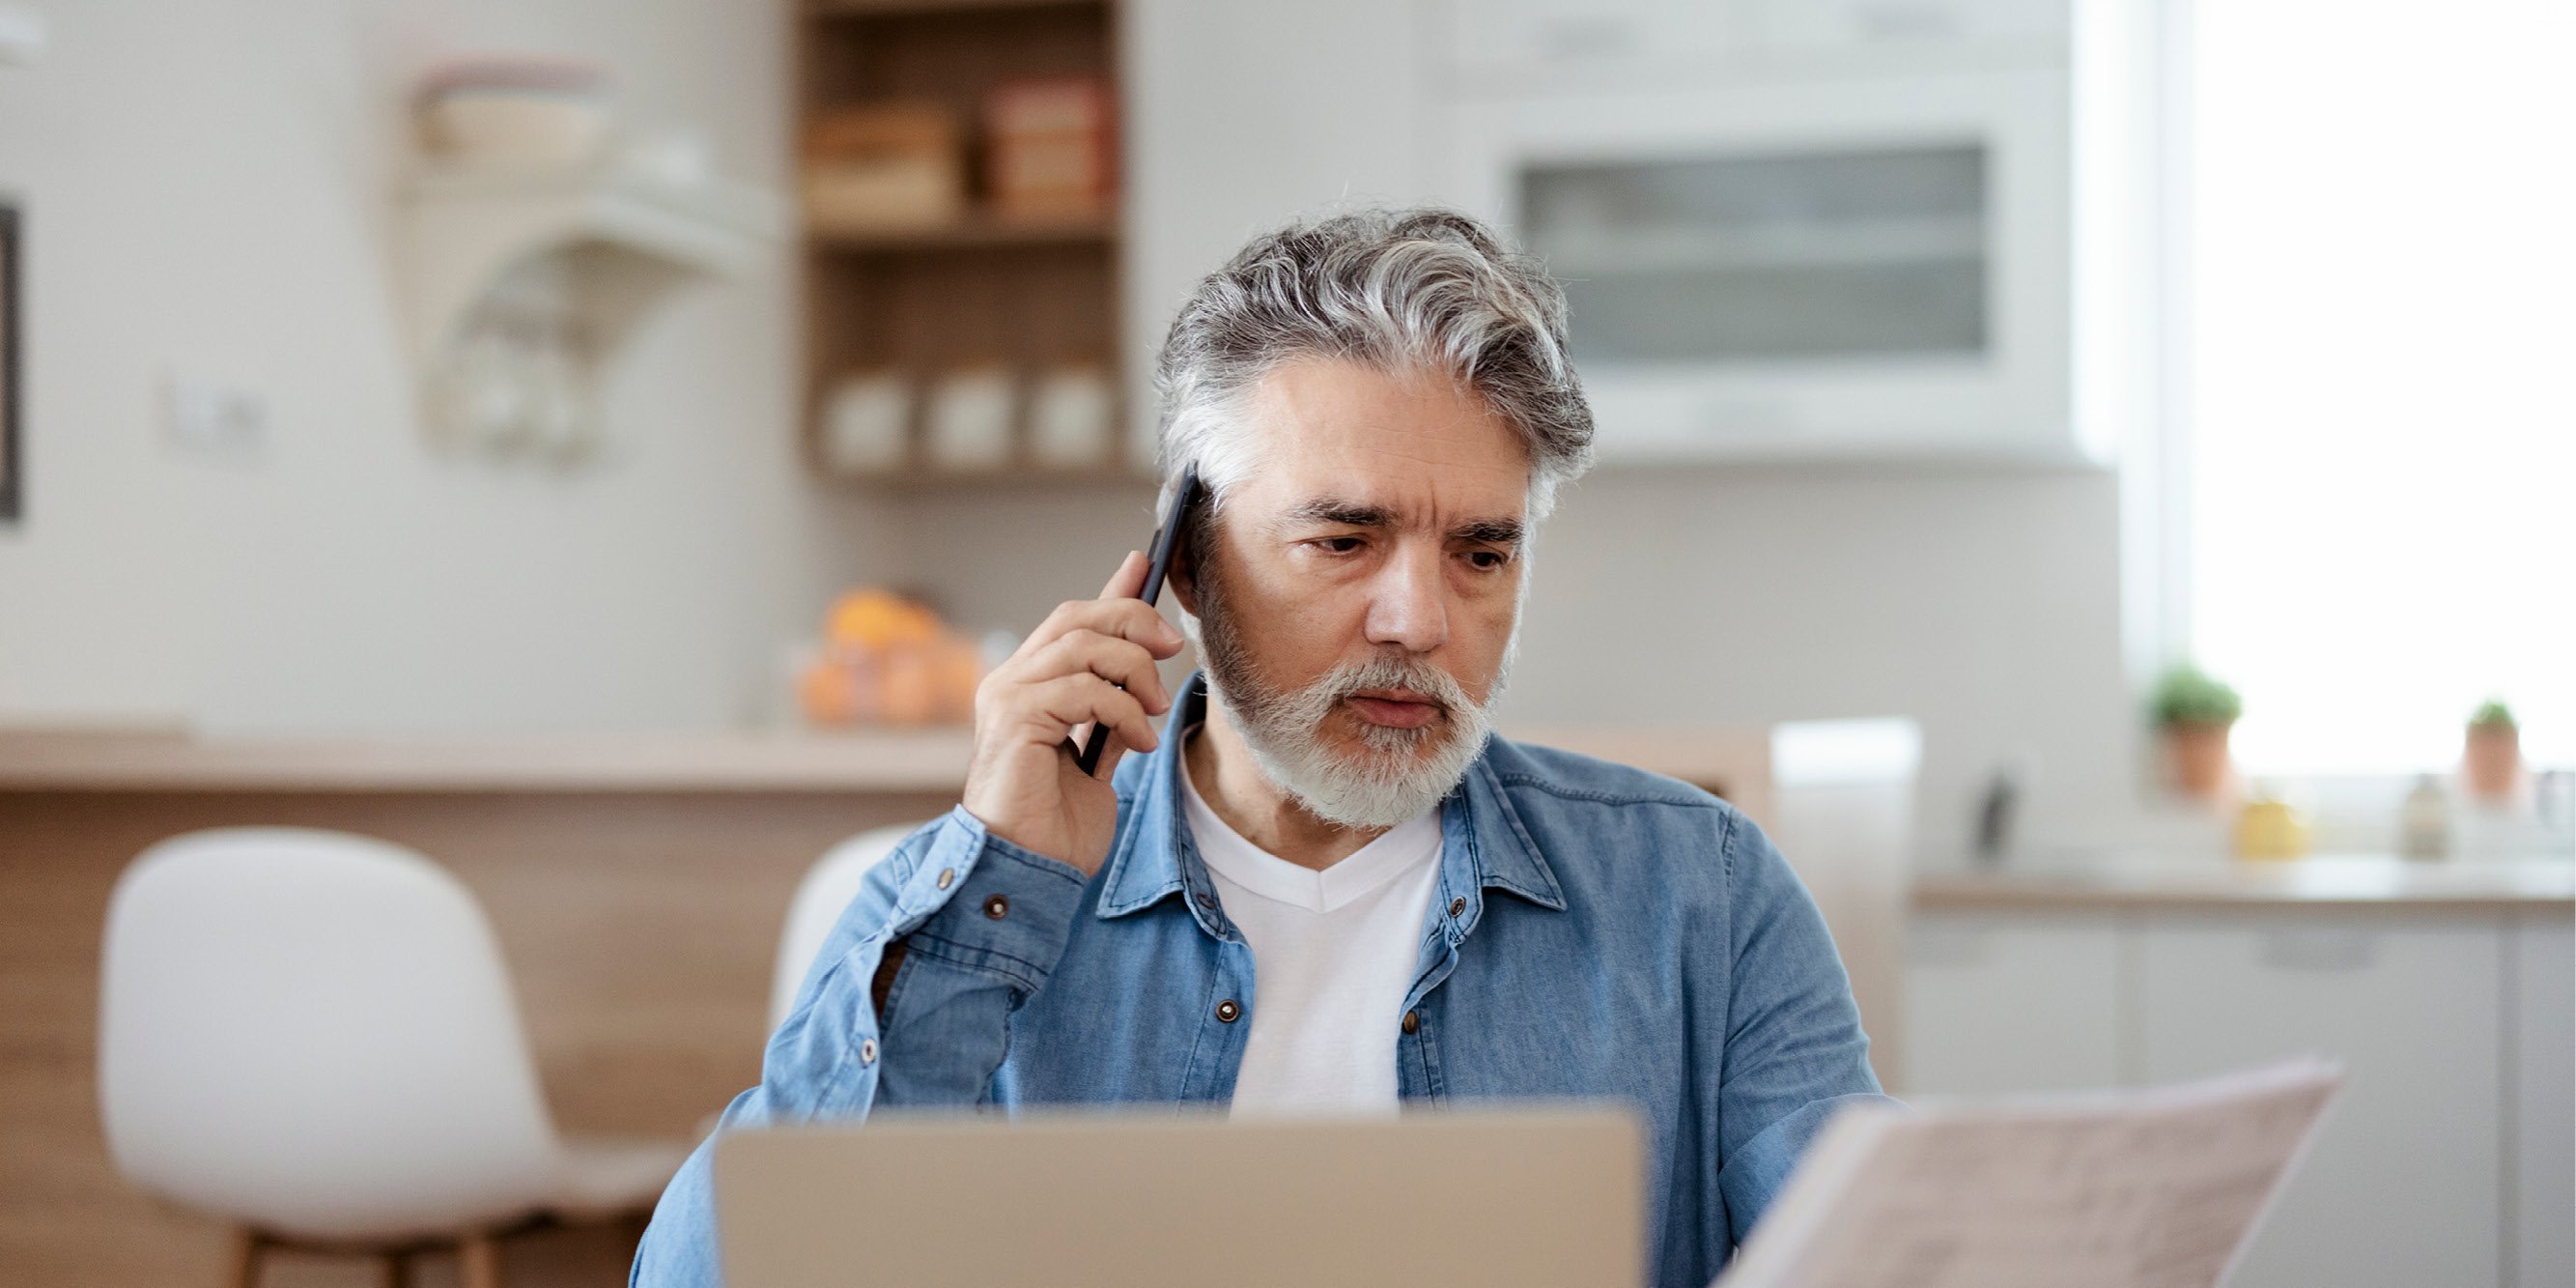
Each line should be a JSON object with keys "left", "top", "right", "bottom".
{"left": 634, "top": 209, "right": 1889, "bottom": 1288}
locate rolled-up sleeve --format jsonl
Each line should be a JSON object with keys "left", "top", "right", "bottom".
{"left": 631, "top": 806, "right": 1090, "bottom": 1286}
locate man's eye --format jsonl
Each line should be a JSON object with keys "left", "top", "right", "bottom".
{"left": 1467, "top": 550, "right": 1510, "bottom": 571}
{"left": 1316, "top": 536, "right": 1366, "bottom": 554}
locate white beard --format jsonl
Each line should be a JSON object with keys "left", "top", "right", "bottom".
{"left": 1191, "top": 593, "right": 1512, "bottom": 831}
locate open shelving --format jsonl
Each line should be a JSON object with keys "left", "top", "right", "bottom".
{"left": 796, "top": 0, "right": 1137, "bottom": 486}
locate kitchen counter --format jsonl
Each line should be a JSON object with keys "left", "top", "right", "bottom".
{"left": 0, "top": 727, "right": 977, "bottom": 793}
{"left": 0, "top": 722, "right": 1781, "bottom": 805}
{"left": 1914, "top": 853, "right": 2575, "bottom": 912}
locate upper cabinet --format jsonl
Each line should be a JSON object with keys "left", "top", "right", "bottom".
{"left": 1434, "top": 0, "right": 2068, "bottom": 84}
{"left": 1436, "top": 69, "right": 2081, "bottom": 464}
{"left": 1128, "top": 0, "right": 2153, "bottom": 471}
{"left": 1424, "top": 0, "right": 2148, "bottom": 466}
{"left": 1121, "top": 0, "right": 2149, "bottom": 469}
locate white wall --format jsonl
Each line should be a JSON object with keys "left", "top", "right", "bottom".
{"left": 0, "top": 0, "right": 890, "bottom": 735}
{"left": 0, "top": 0, "right": 2149, "bottom": 856}
{"left": 1509, "top": 467, "right": 2140, "bottom": 855}
{"left": 889, "top": 467, "right": 2142, "bottom": 859}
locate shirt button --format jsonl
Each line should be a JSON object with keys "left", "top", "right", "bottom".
{"left": 982, "top": 894, "right": 1009, "bottom": 920}
{"left": 1401, "top": 1009, "right": 1420, "bottom": 1035}
{"left": 1448, "top": 897, "right": 1466, "bottom": 918}
{"left": 860, "top": 1038, "right": 878, "bottom": 1064}
{"left": 936, "top": 868, "right": 955, "bottom": 890}
{"left": 1214, "top": 998, "right": 1242, "bottom": 1023}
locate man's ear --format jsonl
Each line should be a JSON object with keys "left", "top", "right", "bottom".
{"left": 1171, "top": 542, "right": 1201, "bottom": 615}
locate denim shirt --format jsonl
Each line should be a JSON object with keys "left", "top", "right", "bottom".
{"left": 634, "top": 673, "right": 1889, "bottom": 1288}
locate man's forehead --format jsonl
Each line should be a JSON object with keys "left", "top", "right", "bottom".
{"left": 1231, "top": 358, "right": 1533, "bottom": 528}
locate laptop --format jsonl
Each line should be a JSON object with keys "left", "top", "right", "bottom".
{"left": 715, "top": 1105, "right": 1646, "bottom": 1288}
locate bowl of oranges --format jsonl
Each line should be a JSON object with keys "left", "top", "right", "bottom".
{"left": 798, "top": 589, "right": 987, "bottom": 727}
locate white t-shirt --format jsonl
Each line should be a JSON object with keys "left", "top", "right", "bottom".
{"left": 1180, "top": 741, "right": 1444, "bottom": 1117}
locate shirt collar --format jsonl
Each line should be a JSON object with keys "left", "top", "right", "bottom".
{"left": 1093, "top": 671, "right": 1567, "bottom": 929}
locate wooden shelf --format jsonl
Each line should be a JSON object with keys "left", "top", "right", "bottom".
{"left": 809, "top": 209, "right": 1115, "bottom": 252}
{"left": 796, "top": 0, "right": 1123, "bottom": 482}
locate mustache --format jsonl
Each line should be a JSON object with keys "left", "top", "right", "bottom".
{"left": 1317, "top": 653, "right": 1470, "bottom": 713}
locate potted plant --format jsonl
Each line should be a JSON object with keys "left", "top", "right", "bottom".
{"left": 2153, "top": 664, "right": 2243, "bottom": 802}
{"left": 2465, "top": 699, "right": 2521, "bottom": 803}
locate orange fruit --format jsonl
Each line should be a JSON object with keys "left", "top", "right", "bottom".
{"left": 826, "top": 589, "right": 944, "bottom": 652}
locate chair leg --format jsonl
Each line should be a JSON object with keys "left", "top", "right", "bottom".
{"left": 382, "top": 1249, "right": 413, "bottom": 1288}
{"left": 459, "top": 1231, "right": 502, "bottom": 1288}
{"left": 225, "top": 1228, "right": 266, "bottom": 1288}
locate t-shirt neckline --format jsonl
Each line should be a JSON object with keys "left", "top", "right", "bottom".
{"left": 1178, "top": 728, "right": 1442, "bottom": 914}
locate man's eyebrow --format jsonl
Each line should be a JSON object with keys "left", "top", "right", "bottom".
{"left": 1270, "top": 498, "right": 1397, "bottom": 530}
{"left": 1268, "top": 498, "right": 1525, "bottom": 547}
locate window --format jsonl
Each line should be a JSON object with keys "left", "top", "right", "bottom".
{"left": 2183, "top": 0, "right": 2575, "bottom": 774}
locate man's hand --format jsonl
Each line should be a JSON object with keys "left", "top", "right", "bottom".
{"left": 962, "top": 551, "right": 1186, "bottom": 876}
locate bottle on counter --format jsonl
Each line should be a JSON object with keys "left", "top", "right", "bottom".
{"left": 2399, "top": 774, "right": 2451, "bottom": 861}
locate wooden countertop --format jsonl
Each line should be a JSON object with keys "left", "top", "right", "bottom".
{"left": 0, "top": 722, "right": 1781, "bottom": 801}
{"left": 0, "top": 727, "right": 977, "bottom": 793}
{"left": 1914, "top": 854, "right": 2575, "bottom": 912}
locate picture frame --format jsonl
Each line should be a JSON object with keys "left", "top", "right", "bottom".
{"left": 1, "top": 202, "right": 18, "bottom": 523}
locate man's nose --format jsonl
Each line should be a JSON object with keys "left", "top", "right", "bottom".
{"left": 1362, "top": 543, "right": 1449, "bottom": 653}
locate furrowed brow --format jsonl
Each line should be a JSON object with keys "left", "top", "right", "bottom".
{"left": 1453, "top": 518, "right": 1526, "bottom": 547}
{"left": 1268, "top": 498, "right": 1396, "bottom": 532}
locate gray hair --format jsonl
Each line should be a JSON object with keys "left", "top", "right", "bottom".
{"left": 1152, "top": 207, "right": 1595, "bottom": 523}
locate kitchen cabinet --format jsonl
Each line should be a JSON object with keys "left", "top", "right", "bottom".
{"left": 1434, "top": 67, "right": 2084, "bottom": 465}
{"left": 1902, "top": 912, "right": 2121, "bottom": 1094}
{"left": 1419, "top": 0, "right": 2151, "bottom": 466}
{"left": 1432, "top": 0, "right": 2065, "bottom": 85}
{"left": 2512, "top": 911, "right": 2574, "bottom": 1288}
{"left": 1909, "top": 863, "right": 2574, "bottom": 1288}
{"left": 1122, "top": 0, "right": 2148, "bottom": 467}
{"left": 2139, "top": 917, "right": 2502, "bottom": 1288}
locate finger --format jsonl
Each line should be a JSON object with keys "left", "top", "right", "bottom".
{"left": 1092, "top": 733, "right": 1135, "bottom": 781}
{"left": 1033, "top": 630, "right": 1171, "bottom": 715}
{"left": 1025, "top": 673, "right": 1157, "bottom": 756}
{"left": 1099, "top": 549, "right": 1147, "bottom": 600}
{"left": 1018, "top": 596, "right": 1186, "bottom": 665}
{"left": 1016, "top": 593, "right": 1185, "bottom": 670}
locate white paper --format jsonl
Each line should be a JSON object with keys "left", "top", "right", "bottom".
{"left": 1716, "top": 1059, "right": 2344, "bottom": 1288}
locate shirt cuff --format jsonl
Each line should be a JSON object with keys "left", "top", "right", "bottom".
{"left": 892, "top": 805, "right": 1092, "bottom": 995}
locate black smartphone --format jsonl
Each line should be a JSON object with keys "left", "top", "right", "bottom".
{"left": 1074, "top": 464, "right": 1202, "bottom": 777}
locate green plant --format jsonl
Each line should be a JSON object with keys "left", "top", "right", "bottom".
{"left": 2470, "top": 699, "right": 2516, "bottom": 729}
{"left": 2151, "top": 663, "right": 2243, "bottom": 727}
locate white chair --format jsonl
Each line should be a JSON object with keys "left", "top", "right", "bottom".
{"left": 770, "top": 823, "right": 925, "bottom": 1030}
{"left": 1766, "top": 719, "right": 1924, "bottom": 1094}
{"left": 99, "top": 827, "right": 689, "bottom": 1288}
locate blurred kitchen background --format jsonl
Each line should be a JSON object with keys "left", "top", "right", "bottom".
{"left": 0, "top": 1, "right": 2567, "bottom": 1286}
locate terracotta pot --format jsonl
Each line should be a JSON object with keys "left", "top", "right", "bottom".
{"left": 2164, "top": 720, "right": 2235, "bottom": 802}
{"left": 2465, "top": 723, "right": 2521, "bottom": 802}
